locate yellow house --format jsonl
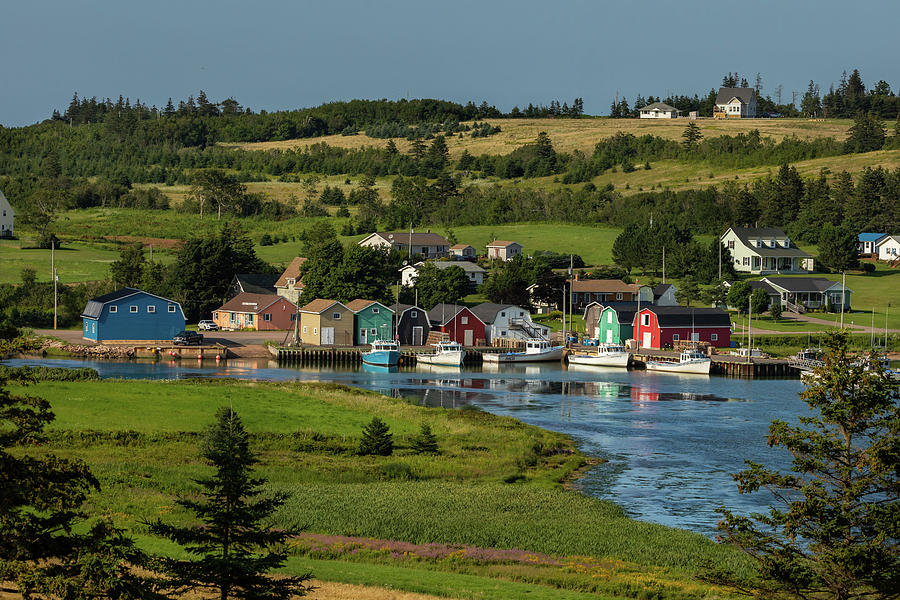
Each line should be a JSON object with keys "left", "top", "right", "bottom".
{"left": 299, "top": 299, "right": 354, "bottom": 346}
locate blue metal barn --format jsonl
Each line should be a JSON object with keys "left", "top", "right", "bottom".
{"left": 81, "top": 288, "right": 186, "bottom": 342}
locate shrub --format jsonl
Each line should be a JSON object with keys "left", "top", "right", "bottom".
{"left": 380, "top": 462, "right": 416, "bottom": 480}
{"left": 410, "top": 423, "right": 439, "bottom": 455}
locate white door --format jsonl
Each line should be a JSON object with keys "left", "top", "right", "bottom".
{"left": 412, "top": 326, "right": 423, "bottom": 346}
{"left": 606, "top": 329, "right": 613, "bottom": 344}
{"left": 642, "top": 331, "right": 651, "bottom": 348}
{"left": 322, "top": 327, "right": 334, "bottom": 345}
{"left": 360, "top": 329, "right": 367, "bottom": 344}
{"left": 464, "top": 329, "right": 474, "bottom": 346}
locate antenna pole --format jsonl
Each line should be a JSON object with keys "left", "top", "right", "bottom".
{"left": 839, "top": 270, "right": 846, "bottom": 329}
{"left": 52, "top": 239, "right": 58, "bottom": 330}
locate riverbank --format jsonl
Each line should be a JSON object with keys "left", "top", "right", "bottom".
{"left": 11, "top": 376, "right": 747, "bottom": 599}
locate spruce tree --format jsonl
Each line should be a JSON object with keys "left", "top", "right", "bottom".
{"left": 358, "top": 416, "right": 393, "bottom": 456}
{"left": 410, "top": 423, "right": 439, "bottom": 455}
{"left": 148, "top": 407, "right": 310, "bottom": 600}
{"left": 681, "top": 122, "right": 703, "bottom": 150}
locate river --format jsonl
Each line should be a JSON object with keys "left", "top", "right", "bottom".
{"left": 3, "top": 355, "right": 806, "bottom": 537}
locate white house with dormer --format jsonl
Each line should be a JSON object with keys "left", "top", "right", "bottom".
{"left": 721, "top": 226, "right": 813, "bottom": 274}
{"left": 714, "top": 87, "right": 757, "bottom": 119}
{"left": 358, "top": 231, "right": 449, "bottom": 259}
{"left": 0, "top": 190, "right": 14, "bottom": 238}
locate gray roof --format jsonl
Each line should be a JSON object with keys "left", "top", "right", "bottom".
{"left": 762, "top": 277, "right": 849, "bottom": 294}
{"left": 427, "top": 303, "right": 468, "bottom": 326}
{"left": 232, "top": 274, "right": 278, "bottom": 295}
{"left": 469, "top": 302, "right": 518, "bottom": 324}
{"left": 726, "top": 227, "right": 811, "bottom": 258}
{"left": 600, "top": 302, "right": 641, "bottom": 324}
{"left": 652, "top": 284, "right": 674, "bottom": 298}
{"left": 428, "top": 261, "right": 486, "bottom": 273}
{"left": 81, "top": 288, "right": 142, "bottom": 319}
{"left": 640, "top": 102, "right": 677, "bottom": 112}
{"left": 716, "top": 87, "right": 756, "bottom": 105}
{"left": 372, "top": 231, "right": 449, "bottom": 246}
{"left": 746, "top": 280, "right": 779, "bottom": 295}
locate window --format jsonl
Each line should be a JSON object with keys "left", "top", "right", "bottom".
{"left": 461, "top": 316, "right": 468, "bottom": 324}
{"left": 109, "top": 306, "right": 117, "bottom": 313}
{"left": 231, "top": 313, "right": 238, "bottom": 323}
{"left": 372, "top": 307, "right": 379, "bottom": 314}
{"left": 168, "top": 305, "right": 176, "bottom": 313}
{"left": 728, "top": 240, "right": 734, "bottom": 249}
{"left": 130, "top": 306, "right": 138, "bottom": 313}
{"left": 411, "top": 311, "right": 417, "bottom": 318}
{"left": 370, "top": 328, "right": 376, "bottom": 334}
{"left": 673, "top": 334, "right": 680, "bottom": 341}
{"left": 313, "top": 328, "right": 318, "bottom": 335}
{"left": 264, "top": 313, "right": 272, "bottom": 321}
{"left": 500, "top": 312, "right": 505, "bottom": 317}
{"left": 247, "top": 314, "right": 254, "bottom": 324}
{"left": 642, "top": 314, "right": 650, "bottom": 326}
{"left": 303, "top": 326, "right": 308, "bottom": 333}
{"left": 332, "top": 312, "right": 341, "bottom": 320}
{"left": 147, "top": 306, "right": 156, "bottom": 313}
{"left": 711, "top": 334, "right": 718, "bottom": 341}
{"left": 616, "top": 293, "right": 623, "bottom": 300}
{"left": 287, "top": 278, "right": 295, "bottom": 285}
{"left": 214, "top": 312, "right": 219, "bottom": 319}
{"left": 607, "top": 312, "right": 613, "bottom": 323}
{"left": 743, "top": 257, "right": 750, "bottom": 266}
{"left": 500, "top": 330, "right": 507, "bottom": 336}
{"left": 755, "top": 239, "right": 762, "bottom": 247}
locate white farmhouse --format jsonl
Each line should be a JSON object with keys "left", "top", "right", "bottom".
{"left": 638, "top": 102, "right": 678, "bottom": 119}
{"left": 0, "top": 189, "right": 14, "bottom": 238}
{"left": 876, "top": 235, "right": 900, "bottom": 261}
{"left": 721, "top": 226, "right": 813, "bottom": 274}
{"left": 358, "top": 231, "right": 450, "bottom": 259}
{"left": 714, "top": 87, "right": 757, "bottom": 119}
{"left": 486, "top": 240, "right": 522, "bottom": 261}
{"left": 469, "top": 303, "right": 550, "bottom": 344}
{"left": 400, "top": 261, "right": 486, "bottom": 290}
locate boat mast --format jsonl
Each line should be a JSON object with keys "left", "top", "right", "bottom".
{"left": 747, "top": 296, "right": 752, "bottom": 364}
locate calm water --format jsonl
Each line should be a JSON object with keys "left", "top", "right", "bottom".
{"left": 3, "top": 356, "right": 805, "bottom": 536}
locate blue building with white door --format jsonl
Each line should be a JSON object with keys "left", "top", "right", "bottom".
{"left": 81, "top": 288, "right": 186, "bottom": 342}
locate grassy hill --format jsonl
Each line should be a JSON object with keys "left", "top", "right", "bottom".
{"left": 226, "top": 117, "right": 855, "bottom": 159}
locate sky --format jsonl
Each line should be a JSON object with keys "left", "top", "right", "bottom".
{"left": 2, "top": 0, "right": 898, "bottom": 127}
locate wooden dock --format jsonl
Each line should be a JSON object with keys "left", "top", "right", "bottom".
{"left": 274, "top": 347, "right": 486, "bottom": 366}
{"left": 631, "top": 352, "right": 798, "bottom": 378}
{"left": 131, "top": 344, "right": 231, "bottom": 360}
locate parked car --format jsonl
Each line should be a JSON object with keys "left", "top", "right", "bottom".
{"left": 173, "top": 330, "right": 204, "bottom": 345}
{"left": 198, "top": 320, "right": 219, "bottom": 331}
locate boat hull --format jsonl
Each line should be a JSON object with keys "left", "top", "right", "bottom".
{"left": 362, "top": 350, "right": 401, "bottom": 367}
{"left": 645, "top": 359, "right": 711, "bottom": 375}
{"left": 482, "top": 346, "right": 566, "bottom": 363}
{"left": 567, "top": 352, "right": 631, "bottom": 368}
{"left": 417, "top": 350, "right": 465, "bottom": 367}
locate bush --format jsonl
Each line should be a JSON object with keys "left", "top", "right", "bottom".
{"left": 410, "top": 423, "right": 439, "bottom": 455}
{"left": 862, "top": 262, "right": 875, "bottom": 272}
{"left": 259, "top": 233, "right": 273, "bottom": 246}
{"left": 0, "top": 365, "right": 100, "bottom": 381}
{"left": 379, "top": 462, "right": 416, "bottom": 480}
{"left": 358, "top": 416, "right": 393, "bottom": 456}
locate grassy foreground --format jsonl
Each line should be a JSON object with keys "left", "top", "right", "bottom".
{"left": 12, "top": 378, "right": 747, "bottom": 599}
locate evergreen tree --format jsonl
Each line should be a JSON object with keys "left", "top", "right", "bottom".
{"left": 410, "top": 423, "right": 439, "bottom": 455}
{"left": 358, "top": 416, "right": 393, "bottom": 456}
{"left": 713, "top": 331, "right": 899, "bottom": 600}
{"left": 817, "top": 224, "right": 859, "bottom": 271}
{"left": 750, "top": 288, "right": 770, "bottom": 315}
{"left": 0, "top": 367, "right": 153, "bottom": 600}
{"left": 769, "top": 301, "right": 782, "bottom": 321}
{"left": 675, "top": 277, "right": 700, "bottom": 306}
{"left": 109, "top": 244, "right": 147, "bottom": 288}
{"left": 681, "top": 122, "right": 703, "bottom": 150}
{"left": 148, "top": 407, "right": 310, "bottom": 600}
{"left": 800, "top": 80, "right": 821, "bottom": 117}
{"left": 844, "top": 111, "right": 886, "bottom": 153}
{"left": 726, "top": 280, "right": 751, "bottom": 313}
{"left": 385, "top": 139, "right": 398, "bottom": 155}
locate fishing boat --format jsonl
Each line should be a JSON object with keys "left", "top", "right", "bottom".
{"left": 417, "top": 341, "right": 465, "bottom": 367}
{"left": 790, "top": 347, "right": 825, "bottom": 375}
{"left": 645, "top": 348, "right": 711, "bottom": 375}
{"left": 482, "top": 339, "right": 565, "bottom": 363}
{"left": 361, "top": 339, "right": 401, "bottom": 367}
{"left": 567, "top": 343, "right": 631, "bottom": 368}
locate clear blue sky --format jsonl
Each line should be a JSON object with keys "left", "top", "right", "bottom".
{"left": 2, "top": 0, "right": 897, "bottom": 126}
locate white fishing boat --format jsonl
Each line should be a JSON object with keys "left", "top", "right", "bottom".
{"left": 567, "top": 343, "right": 631, "bottom": 368}
{"left": 416, "top": 341, "right": 465, "bottom": 367}
{"left": 645, "top": 348, "right": 711, "bottom": 375}
{"left": 482, "top": 339, "right": 565, "bottom": 363}
{"left": 790, "top": 347, "right": 825, "bottom": 375}
{"left": 361, "top": 339, "right": 401, "bottom": 367}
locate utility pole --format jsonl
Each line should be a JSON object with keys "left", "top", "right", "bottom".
{"left": 747, "top": 296, "right": 752, "bottom": 363}
{"left": 718, "top": 238, "right": 722, "bottom": 280}
{"left": 561, "top": 283, "right": 566, "bottom": 348}
{"left": 839, "top": 270, "right": 846, "bottom": 329}
{"left": 51, "top": 239, "right": 58, "bottom": 330}
{"left": 662, "top": 246, "right": 666, "bottom": 284}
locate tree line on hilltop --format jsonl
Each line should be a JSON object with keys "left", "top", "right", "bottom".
{"left": 611, "top": 69, "right": 900, "bottom": 120}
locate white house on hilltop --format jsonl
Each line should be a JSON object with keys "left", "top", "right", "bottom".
{"left": 714, "top": 87, "right": 757, "bottom": 119}
{"left": 638, "top": 102, "right": 679, "bottom": 119}
{"left": 358, "top": 231, "right": 450, "bottom": 259}
{"left": 721, "top": 226, "right": 813, "bottom": 274}
{"left": 0, "top": 190, "right": 14, "bottom": 238}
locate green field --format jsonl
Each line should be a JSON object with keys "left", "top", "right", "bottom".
{"left": 11, "top": 377, "right": 748, "bottom": 599}
{"left": 0, "top": 238, "right": 126, "bottom": 284}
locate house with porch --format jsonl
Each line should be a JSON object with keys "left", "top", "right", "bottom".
{"left": 213, "top": 293, "right": 297, "bottom": 331}
{"left": 714, "top": 87, "right": 757, "bottom": 118}
{"left": 81, "top": 288, "right": 185, "bottom": 342}
{"left": 358, "top": 231, "right": 450, "bottom": 259}
{"left": 346, "top": 299, "right": 394, "bottom": 345}
{"left": 390, "top": 303, "right": 431, "bottom": 346}
{"left": 486, "top": 241, "right": 523, "bottom": 261}
{"left": 298, "top": 299, "right": 354, "bottom": 346}
{"left": 570, "top": 279, "right": 652, "bottom": 311}
{"left": 634, "top": 307, "right": 731, "bottom": 349}
{"left": 760, "top": 277, "right": 852, "bottom": 312}
{"left": 721, "top": 226, "right": 813, "bottom": 274}
{"left": 858, "top": 233, "right": 887, "bottom": 257}
{"left": 469, "top": 303, "right": 550, "bottom": 344}
{"left": 427, "top": 304, "right": 485, "bottom": 346}
{"left": 274, "top": 257, "right": 307, "bottom": 304}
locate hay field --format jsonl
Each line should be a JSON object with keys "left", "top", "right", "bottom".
{"left": 224, "top": 117, "right": 854, "bottom": 159}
